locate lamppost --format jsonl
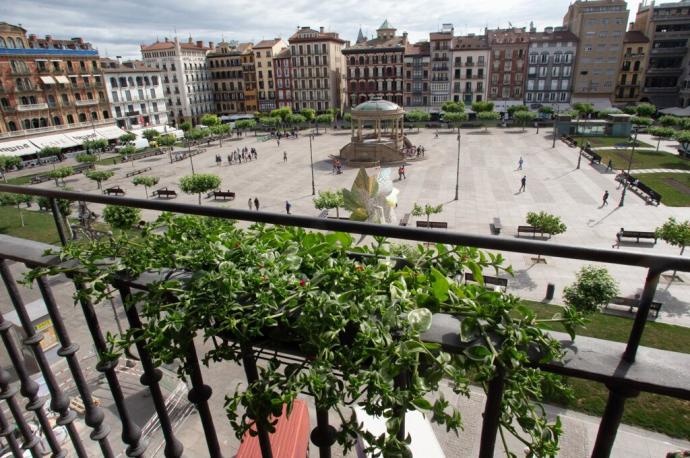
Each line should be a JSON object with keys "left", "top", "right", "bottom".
{"left": 454, "top": 131, "right": 461, "bottom": 201}
{"left": 187, "top": 138, "right": 195, "bottom": 174}
{"left": 552, "top": 102, "right": 560, "bottom": 148}
{"left": 619, "top": 128, "right": 638, "bottom": 207}
{"left": 309, "top": 134, "right": 315, "bottom": 196}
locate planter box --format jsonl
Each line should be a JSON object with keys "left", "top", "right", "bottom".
{"left": 236, "top": 399, "right": 310, "bottom": 458}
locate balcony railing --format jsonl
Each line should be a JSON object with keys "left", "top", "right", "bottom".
{"left": 74, "top": 99, "right": 98, "bottom": 106}
{"left": 0, "top": 186, "right": 688, "bottom": 458}
{"left": 651, "top": 46, "right": 688, "bottom": 55}
{"left": 16, "top": 103, "right": 49, "bottom": 111}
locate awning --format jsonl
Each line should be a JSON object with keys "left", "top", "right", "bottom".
{"left": 0, "top": 138, "right": 41, "bottom": 157}
{"left": 39, "top": 76, "right": 56, "bottom": 84}
{"left": 64, "top": 129, "right": 106, "bottom": 144}
{"left": 55, "top": 75, "right": 69, "bottom": 84}
{"left": 95, "top": 125, "right": 127, "bottom": 140}
{"left": 30, "top": 134, "right": 78, "bottom": 149}
{"left": 659, "top": 106, "right": 690, "bottom": 117}
{"left": 35, "top": 59, "right": 48, "bottom": 62}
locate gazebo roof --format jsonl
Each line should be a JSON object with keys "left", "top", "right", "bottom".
{"left": 352, "top": 99, "right": 402, "bottom": 113}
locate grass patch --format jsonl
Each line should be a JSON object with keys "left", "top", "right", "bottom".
{"left": 6, "top": 174, "right": 41, "bottom": 185}
{"left": 573, "top": 136, "right": 652, "bottom": 148}
{"left": 634, "top": 173, "right": 690, "bottom": 207}
{"left": 596, "top": 149, "right": 690, "bottom": 172}
{"left": 0, "top": 207, "right": 61, "bottom": 244}
{"left": 524, "top": 301, "right": 690, "bottom": 440}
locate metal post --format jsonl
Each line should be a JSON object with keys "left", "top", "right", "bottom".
{"left": 310, "top": 135, "right": 316, "bottom": 196}
{"left": 454, "top": 132, "right": 461, "bottom": 201}
{"left": 577, "top": 143, "right": 583, "bottom": 169}
{"left": 619, "top": 129, "right": 638, "bottom": 207}
{"left": 0, "top": 368, "right": 42, "bottom": 458}
{"left": 310, "top": 408, "right": 337, "bottom": 458}
{"left": 49, "top": 197, "right": 68, "bottom": 246}
{"left": 0, "top": 406, "right": 22, "bottom": 457}
{"left": 591, "top": 385, "right": 639, "bottom": 458}
{"left": 478, "top": 366, "right": 505, "bottom": 458}
{"left": 240, "top": 342, "right": 273, "bottom": 458}
{"left": 623, "top": 267, "right": 661, "bottom": 362}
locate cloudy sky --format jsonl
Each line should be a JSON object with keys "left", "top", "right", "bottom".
{"left": 2, "top": 0, "right": 653, "bottom": 59}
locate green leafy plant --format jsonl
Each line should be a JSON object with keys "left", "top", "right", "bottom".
{"left": 526, "top": 211, "right": 567, "bottom": 262}
{"left": 38, "top": 146, "right": 62, "bottom": 158}
{"left": 102, "top": 205, "right": 141, "bottom": 231}
{"left": 48, "top": 166, "right": 74, "bottom": 187}
{"left": 85, "top": 170, "right": 114, "bottom": 190}
{"left": 441, "top": 101, "right": 465, "bottom": 113}
{"left": 563, "top": 266, "right": 619, "bottom": 314}
{"left": 477, "top": 111, "right": 501, "bottom": 132}
{"left": 472, "top": 101, "right": 494, "bottom": 113}
{"left": 315, "top": 113, "right": 334, "bottom": 133}
{"left": 210, "top": 124, "right": 231, "bottom": 147}
{"left": 142, "top": 129, "right": 160, "bottom": 142}
{"left": 656, "top": 217, "right": 690, "bottom": 279}
{"left": 235, "top": 119, "right": 257, "bottom": 132}
{"left": 180, "top": 173, "right": 221, "bottom": 204}
{"left": 442, "top": 112, "right": 468, "bottom": 132}
{"left": 75, "top": 153, "right": 97, "bottom": 164}
{"left": 179, "top": 121, "right": 192, "bottom": 132}
{"left": 411, "top": 202, "right": 443, "bottom": 226}
{"left": 513, "top": 111, "right": 537, "bottom": 132}
{"left": 0, "top": 192, "right": 33, "bottom": 227}
{"left": 270, "top": 107, "right": 292, "bottom": 123}
{"left": 313, "top": 190, "right": 345, "bottom": 218}
{"left": 635, "top": 102, "right": 656, "bottom": 117}
{"left": 119, "top": 132, "right": 137, "bottom": 144}
{"left": 658, "top": 115, "right": 679, "bottom": 128}
{"left": 300, "top": 108, "right": 316, "bottom": 123}
{"left": 675, "top": 130, "right": 690, "bottom": 154}
{"left": 507, "top": 104, "right": 529, "bottom": 117}
{"left": 0, "top": 156, "right": 22, "bottom": 182}
{"left": 157, "top": 134, "right": 177, "bottom": 148}
{"left": 595, "top": 108, "right": 622, "bottom": 119}
{"left": 259, "top": 117, "right": 280, "bottom": 129}
{"left": 200, "top": 113, "right": 220, "bottom": 127}
{"left": 648, "top": 127, "right": 676, "bottom": 151}
{"left": 287, "top": 113, "right": 306, "bottom": 126}
{"left": 539, "top": 106, "right": 554, "bottom": 117}
{"left": 118, "top": 145, "right": 136, "bottom": 159}
{"left": 132, "top": 176, "right": 159, "bottom": 198}
{"left": 404, "top": 110, "right": 430, "bottom": 132}
{"left": 84, "top": 139, "right": 109, "bottom": 155}
{"left": 631, "top": 116, "right": 654, "bottom": 127}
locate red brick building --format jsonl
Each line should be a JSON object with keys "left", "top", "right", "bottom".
{"left": 487, "top": 27, "right": 529, "bottom": 112}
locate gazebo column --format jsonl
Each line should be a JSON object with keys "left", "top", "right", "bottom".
{"left": 357, "top": 119, "right": 362, "bottom": 140}
{"left": 376, "top": 120, "right": 381, "bottom": 141}
{"left": 351, "top": 119, "right": 355, "bottom": 140}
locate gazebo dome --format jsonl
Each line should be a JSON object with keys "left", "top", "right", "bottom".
{"left": 352, "top": 98, "right": 401, "bottom": 113}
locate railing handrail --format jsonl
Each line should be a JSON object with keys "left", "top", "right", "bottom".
{"left": 0, "top": 184, "right": 688, "bottom": 273}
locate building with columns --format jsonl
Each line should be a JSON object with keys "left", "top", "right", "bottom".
{"left": 141, "top": 36, "right": 213, "bottom": 126}
{"left": 487, "top": 27, "right": 529, "bottom": 112}
{"left": 429, "top": 24, "right": 454, "bottom": 110}
{"left": 253, "top": 38, "right": 287, "bottom": 112}
{"left": 525, "top": 28, "right": 578, "bottom": 110}
{"left": 343, "top": 20, "right": 407, "bottom": 107}
{"left": 451, "top": 35, "right": 490, "bottom": 105}
{"left": 288, "top": 26, "right": 347, "bottom": 112}
{"left": 274, "top": 48, "right": 293, "bottom": 108}
{"left": 403, "top": 41, "right": 431, "bottom": 111}
{"left": 208, "top": 41, "right": 252, "bottom": 115}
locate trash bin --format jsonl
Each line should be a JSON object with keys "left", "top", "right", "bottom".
{"left": 546, "top": 283, "right": 555, "bottom": 300}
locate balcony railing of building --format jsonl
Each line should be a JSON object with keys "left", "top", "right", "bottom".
{"left": 74, "top": 99, "right": 99, "bottom": 106}
{"left": 651, "top": 47, "right": 688, "bottom": 55}
{"left": 14, "top": 85, "right": 39, "bottom": 93}
{"left": 646, "top": 67, "right": 683, "bottom": 76}
{"left": 0, "top": 185, "right": 689, "bottom": 458}
{"left": 643, "top": 86, "right": 679, "bottom": 93}
{"left": 16, "top": 103, "right": 50, "bottom": 111}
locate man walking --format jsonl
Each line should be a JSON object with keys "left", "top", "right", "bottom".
{"left": 248, "top": 197, "right": 253, "bottom": 210}
{"left": 602, "top": 190, "right": 609, "bottom": 206}
{"left": 518, "top": 156, "right": 524, "bottom": 170}
{"left": 283, "top": 151, "right": 287, "bottom": 163}
{"left": 285, "top": 200, "right": 292, "bottom": 214}
{"left": 254, "top": 197, "right": 260, "bottom": 211}
{"left": 519, "top": 175, "right": 527, "bottom": 193}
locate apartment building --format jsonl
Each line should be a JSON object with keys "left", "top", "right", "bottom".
{"left": 208, "top": 41, "right": 252, "bottom": 115}
{"left": 253, "top": 39, "right": 287, "bottom": 112}
{"left": 525, "top": 28, "right": 578, "bottom": 110}
{"left": 563, "top": 0, "right": 629, "bottom": 107}
{"left": 451, "top": 35, "right": 489, "bottom": 105}
{"left": 274, "top": 48, "right": 293, "bottom": 109}
{"left": 403, "top": 41, "right": 431, "bottom": 111}
{"left": 141, "top": 36, "right": 213, "bottom": 126}
{"left": 613, "top": 31, "right": 650, "bottom": 106}
{"left": 343, "top": 20, "right": 407, "bottom": 107}
{"left": 288, "top": 26, "right": 347, "bottom": 112}
{"left": 487, "top": 27, "right": 529, "bottom": 112}
{"left": 429, "top": 24, "right": 454, "bottom": 110}
{"left": 241, "top": 51, "right": 257, "bottom": 113}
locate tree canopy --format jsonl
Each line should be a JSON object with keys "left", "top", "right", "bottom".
{"left": 85, "top": 170, "right": 114, "bottom": 189}
{"left": 635, "top": 102, "right": 656, "bottom": 117}
{"left": 270, "top": 107, "right": 292, "bottom": 122}
{"left": 657, "top": 217, "right": 690, "bottom": 255}
{"left": 676, "top": 130, "right": 690, "bottom": 152}
{"left": 563, "top": 266, "right": 619, "bottom": 314}
{"left": 132, "top": 175, "right": 159, "bottom": 198}
{"left": 526, "top": 211, "right": 567, "bottom": 236}
{"left": 48, "top": 166, "right": 74, "bottom": 186}
{"left": 38, "top": 146, "right": 62, "bottom": 158}
{"left": 316, "top": 113, "right": 334, "bottom": 124}
{"left": 200, "top": 114, "right": 221, "bottom": 127}
{"left": 472, "top": 101, "right": 494, "bottom": 113}
{"left": 142, "top": 129, "right": 161, "bottom": 142}
{"left": 441, "top": 101, "right": 465, "bottom": 113}
{"left": 119, "top": 132, "right": 136, "bottom": 143}
{"left": 658, "top": 115, "right": 680, "bottom": 128}
{"left": 103, "top": 205, "right": 141, "bottom": 231}
{"left": 411, "top": 202, "right": 443, "bottom": 224}
{"left": 507, "top": 105, "right": 529, "bottom": 116}
{"left": 75, "top": 153, "right": 97, "bottom": 164}
{"left": 259, "top": 117, "right": 280, "bottom": 128}
{"left": 180, "top": 173, "right": 221, "bottom": 204}
{"left": 513, "top": 111, "right": 537, "bottom": 131}
{"left": 235, "top": 119, "right": 257, "bottom": 130}
{"left": 301, "top": 108, "right": 316, "bottom": 122}
{"left": 313, "top": 190, "right": 345, "bottom": 218}
{"left": 0, "top": 156, "right": 21, "bottom": 181}
{"left": 631, "top": 116, "right": 654, "bottom": 127}
{"left": 158, "top": 134, "right": 177, "bottom": 147}
{"left": 179, "top": 121, "right": 192, "bottom": 132}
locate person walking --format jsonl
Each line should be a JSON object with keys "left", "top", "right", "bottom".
{"left": 285, "top": 200, "right": 292, "bottom": 214}
{"left": 283, "top": 151, "right": 287, "bottom": 163}
{"left": 254, "top": 197, "right": 260, "bottom": 211}
{"left": 602, "top": 190, "right": 609, "bottom": 206}
{"left": 518, "top": 156, "right": 524, "bottom": 170}
{"left": 606, "top": 159, "right": 613, "bottom": 172}
{"left": 519, "top": 175, "right": 527, "bottom": 193}
{"left": 400, "top": 165, "right": 406, "bottom": 179}
{"left": 248, "top": 197, "right": 253, "bottom": 210}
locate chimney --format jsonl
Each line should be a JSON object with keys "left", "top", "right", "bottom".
{"left": 164, "top": 37, "right": 169, "bottom": 42}
{"left": 116, "top": 55, "right": 122, "bottom": 65}
{"left": 320, "top": 26, "right": 324, "bottom": 33}
{"left": 196, "top": 40, "right": 203, "bottom": 48}
{"left": 209, "top": 41, "right": 215, "bottom": 50}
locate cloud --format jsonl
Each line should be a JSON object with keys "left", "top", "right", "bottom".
{"left": 1, "top": 0, "right": 647, "bottom": 59}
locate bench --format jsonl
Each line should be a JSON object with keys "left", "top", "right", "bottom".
{"left": 616, "top": 229, "right": 657, "bottom": 245}
{"left": 73, "top": 163, "right": 95, "bottom": 174}
{"left": 125, "top": 167, "right": 152, "bottom": 178}
{"left": 416, "top": 221, "right": 448, "bottom": 229}
{"left": 581, "top": 147, "right": 602, "bottom": 164}
{"left": 212, "top": 190, "right": 235, "bottom": 201}
{"left": 516, "top": 225, "right": 549, "bottom": 239}
{"left": 491, "top": 217, "right": 502, "bottom": 235}
{"left": 30, "top": 175, "right": 50, "bottom": 185}
{"left": 561, "top": 135, "right": 577, "bottom": 147}
{"left": 606, "top": 296, "right": 663, "bottom": 318}
{"left": 236, "top": 399, "right": 309, "bottom": 458}
{"left": 616, "top": 172, "right": 662, "bottom": 205}
{"left": 399, "top": 213, "right": 411, "bottom": 227}
{"left": 103, "top": 186, "right": 125, "bottom": 196}
{"left": 464, "top": 272, "right": 508, "bottom": 291}
{"left": 318, "top": 209, "right": 329, "bottom": 218}
{"left": 152, "top": 187, "right": 177, "bottom": 199}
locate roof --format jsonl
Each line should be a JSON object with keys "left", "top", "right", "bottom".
{"left": 430, "top": 32, "right": 453, "bottom": 40}
{"left": 405, "top": 42, "right": 430, "bottom": 56}
{"left": 343, "top": 35, "right": 406, "bottom": 52}
{"left": 624, "top": 31, "right": 649, "bottom": 44}
{"left": 452, "top": 35, "right": 488, "bottom": 50}
{"left": 101, "top": 59, "right": 159, "bottom": 73}
{"left": 289, "top": 27, "right": 346, "bottom": 44}
{"left": 379, "top": 19, "right": 393, "bottom": 30}
{"left": 141, "top": 41, "right": 175, "bottom": 51}
{"left": 275, "top": 48, "right": 291, "bottom": 59}
{"left": 254, "top": 38, "right": 283, "bottom": 49}
{"left": 352, "top": 98, "right": 401, "bottom": 112}
{"left": 356, "top": 28, "right": 366, "bottom": 43}
{"left": 528, "top": 30, "right": 579, "bottom": 43}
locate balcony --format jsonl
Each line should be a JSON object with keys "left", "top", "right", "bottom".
{"left": 646, "top": 67, "right": 683, "bottom": 76}
{"left": 0, "top": 186, "right": 688, "bottom": 458}
{"left": 465, "top": 61, "right": 475, "bottom": 67}
{"left": 650, "top": 47, "right": 688, "bottom": 55}
{"left": 643, "top": 86, "right": 678, "bottom": 93}
{"left": 14, "top": 85, "right": 39, "bottom": 93}
{"left": 74, "top": 99, "right": 98, "bottom": 106}
{"left": 10, "top": 68, "right": 31, "bottom": 76}
{"left": 16, "top": 103, "right": 50, "bottom": 111}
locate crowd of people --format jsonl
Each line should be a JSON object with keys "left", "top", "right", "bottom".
{"left": 215, "top": 146, "right": 258, "bottom": 166}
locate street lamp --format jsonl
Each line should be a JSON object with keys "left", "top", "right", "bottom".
{"left": 619, "top": 128, "right": 638, "bottom": 207}
{"left": 454, "top": 131, "right": 461, "bottom": 201}
{"left": 309, "top": 134, "right": 315, "bottom": 196}
{"left": 552, "top": 102, "right": 560, "bottom": 148}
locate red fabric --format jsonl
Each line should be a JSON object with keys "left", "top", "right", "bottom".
{"left": 236, "top": 399, "right": 310, "bottom": 458}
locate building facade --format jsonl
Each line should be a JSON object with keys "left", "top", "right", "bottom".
{"left": 563, "top": 0, "right": 629, "bottom": 107}
{"left": 273, "top": 48, "right": 293, "bottom": 108}
{"left": 241, "top": 51, "right": 257, "bottom": 113}
{"left": 403, "top": 41, "right": 431, "bottom": 111}
{"left": 141, "top": 37, "right": 213, "bottom": 126}
{"left": 487, "top": 27, "right": 529, "bottom": 111}
{"left": 451, "top": 35, "right": 489, "bottom": 105}
{"left": 613, "top": 31, "right": 650, "bottom": 106}
{"left": 343, "top": 20, "right": 407, "bottom": 107}
{"left": 288, "top": 26, "right": 347, "bottom": 112}
{"left": 525, "top": 28, "right": 578, "bottom": 110}
{"left": 101, "top": 58, "right": 168, "bottom": 129}
{"left": 0, "top": 22, "right": 113, "bottom": 136}
{"left": 429, "top": 24, "right": 454, "bottom": 110}
{"left": 633, "top": 0, "right": 690, "bottom": 108}
{"left": 253, "top": 39, "right": 287, "bottom": 112}
{"left": 208, "top": 41, "right": 251, "bottom": 115}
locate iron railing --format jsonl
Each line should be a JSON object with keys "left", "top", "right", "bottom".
{"left": 0, "top": 185, "right": 689, "bottom": 458}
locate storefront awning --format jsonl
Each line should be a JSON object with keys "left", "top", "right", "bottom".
{"left": 30, "top": 134, "right": 78, "bottom": 149}
{"left": 0, "top": 138, "right": 40, "bottom": 157}
{"left": 64, "top": 129, "right": 106, "bottom": 145}
{"left": 39, "top": 76, "right": 56, "bottom": 84}
{"left": 95, "top": 125, "right": 127, "bottom": 140}
{"left": 54, "top": 75, "right": 69, "bottom": 84}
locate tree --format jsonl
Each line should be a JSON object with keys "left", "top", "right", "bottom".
{"left": 179, "top": 121, "right": 192, "bottom": 132}
{"left": 210, "top": 124, "right": 231, "bottom": 147}
{"left": 158, "top": 134, "right": 177, "bottom": 148}
{"left": 315, "top": 113, "right": 334, "bottom": 133}
{"left": 259, "top": 117, "right": 280, "bottom": 129}
{"left": 477, "top": 111, "right": 501, "bottom": 132}
{"left": 342, "top": 112, "right": 352, "bottom": 125}
{"left": 38, "top": 146, "right": 62, "bottom": 158}
{"left": 648, "top": 127, "right": 676, "bottom": 151}
{"left": 573, "top": 103, "right": 595, "bottom": 120}
{"left": 84, "top": 139, "right": 109, "bottom": 155}
{"left": 132, "top": 175, "right": 159, "bottom": 198}
{"left": 0, "top": 193, "right": 33, "bottom": 227}
{"left": 526, "top": 211, "right": 567, "bottom": 262}
{"left": 313, "top": 190, "right": 345, "bottom": 218}
{"left": 75, "top": 153, "right": 97, "bottom": 164}
{"left": 118, "top": 145, "right": 136, "bottom": 162}
{"left": 563, "top": 266, "right": 619, "bottom": 314}
{"left": 301, "top": 108, "right": 316, "bottom": 124}
{"left": 287, "top": 113, "right": 306, "bottom": 126}
{"left": 235, "top": 119, "right": 257, "bottom": 132}
{"left": 142, "top": 129, "right": 160, "bottom": 142}
{"left": 658, "top": 115, "right": 679, "bottom": 128}
{"left": 119, "top": 132, "right": 136, "bottom": 144}
{"left": 103, "top": 205, "right": 141, "bottom": 231}
{"left": 472, "top": 101, "right": 494, "bottom": 113}
{"left": 404, "top": 110, "right": 430, "bottom": 132}
{"left": 37, "top": 194, "right": 73, "bottom": 234}
{"left": 442, "top": 111, "right": 468, "bottom": 132}
{"left": 676, "top": 130, "right": 690, "bottom": 154}
{"left": 85, "top": 170, "right": 114, "bottom": 190}
{"left": 48, "top": 166, "right": 74, "bottom": 187}
{"left": 411, "top": 202, "right": 443, "bottom": 226}
{"left": 631, "top": 116, "right": 654, "bottom": 127}
{"left": 538, "top": 106, "right": 554, "bottom": 118}
{"left": 622, "top": 105, "right": 637, "bottom": 115}
{"left": 513, "top": 111, "right": 537, "bottom": 132}
{"left": 441, "top": 101, "right": 465, "bottom": 113}
{"left": 200, "top": 113, "right": 220, "bottom": 127}
{"left": 184, "top": 128, "right": 205, "bottom": 143}
{"left": 0, "top": 156, "right": 21, "bottom": 183}
{"left": 507, "top": 104, "right": 529, "bottom": 118}
{"left": 180, "top": 174, "right": 221, "bottom": 204}
{"left": 656, "top": 217, "right": 690, "bottom": 279}
{"left": 635, "top": 102, "right": 656, "bottom": 117}
{"left": 595, "top": 108, "right": 621, "bottom": 119}
{"left": 680, "top": 118, "right": 690, "bottom": 130}
{"left": 270, "top": 107, "right": 292, "bottom": 124}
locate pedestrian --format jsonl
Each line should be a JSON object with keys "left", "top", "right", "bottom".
{"left": 248, "top": 197, "right": 253, "bottom": 210}
{"left": 401, "top": 165, "right": 406, "bottom": 179}
{"left": 283, "top": 151, "right": 287, "bottom": 162}
{"left": 518, "top": 156, "right": 524, "bottom": 170}
{"left": 277, "top": 138, "right": 280, "bottom": 147}
{"left": 397, "top": 166, "right": 403, "bottom": 181}
{"left": 227, "top": 154, "right": 232, "bottom": 164}
{"left": 285, "top": 200, "right": 292, "bottom": 214}
{"left": 519, "top": 175, "right": 526, "bottom": 193}
{"left": 254, "top": 197, "right": 260, "bottom": 211}
{"left": 606, "top": 159, "right": 613, "bottom": 172}
{"left": 216, "top": 154, "right": 221, "bottom": 166}
{"left": 602, "top": 190, "right": 609, "bottom": 206}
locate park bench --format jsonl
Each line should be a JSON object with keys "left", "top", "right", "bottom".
{"left": 464, "top": 272, "right": 508, "bottom": 291}
{"left": 212, "top": 190, "right": 235, "bottom": 201}
{"left": 605, "top": 296, "right": 663, "bottom": 318}
{"left": 30, "top": 175, "right": 50, "bottom": 185}
{"left": 236, "top": 399, "right": 310, "bottom": 458}
{"left": 152, "top": 187, "right": 177, "bottom": 199}
{"left": 73, "top": 163, "right": 95, "bottom": 174}
{"left": 516, "top": 225, "right": 549, "bottom": 239}
{"left": 318, "top": 209, "right": 329, "bottom": 218}
{"left": 581, "top": 147, "right": 602, "bottom": 164}
{"left": 616, "top": 173, "right": 662, "bottom": 205}
{"left": 491, "top": 217, "right": 503, "bottom": 235}
{"left": 103, "top": 186, "right": 125, "bottom": 196}
{"left": 399, "top": 213, "right": 411, "bottom": 226}
{"left": 616, "top": 228, "right": 657, "bottom": 245}
{"left": 416, "top": 221, "right": 448, "bottom": 229}
{"left": 125, "top": 167, "right": 152, "bottom": 178}
{"left": 561, "top": 135, "right": 577, "bottom": 147}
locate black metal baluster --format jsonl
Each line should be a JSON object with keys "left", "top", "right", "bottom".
{"left": 590, "top": 384, "right": 639, "bottom": 458}
{"left": 186, "top": 340, "right": 223, "bottom": 458}
{"left": 239, "top": 342, "right": 272, "bottom": 458}
{"left": 623, "top": 267, "right": 661, "bottom": 363}
{"left": 0, "top": 368, "right": 42, "bottom": 458}
{"left": 0, "top": 401, "right": 22, "bottom": 457}
{"left": 48, "top": 198, "right": 68, "bottom": 247}
{"left": 310, "top": 408, "right": 336, "bottom": 458}
{"left": 71, "top": 280, "right": 147, "bottom": 457}
{"left": 0, "top": 309, "right": 64, "bottom": 457}
{"left": 393, "top": 370, "right": 408, "bottom": 442}
{"left": 478, "top": 365, "right": 505, "bottom": 458}
{"left": 117, "top": 284, "right": 183, "bottom": 457}
{"left": 35, "top": 275, "right": 114, "bottom": 457}
{"left": 0, "top": 260, "right": 86, "bottom": 457}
